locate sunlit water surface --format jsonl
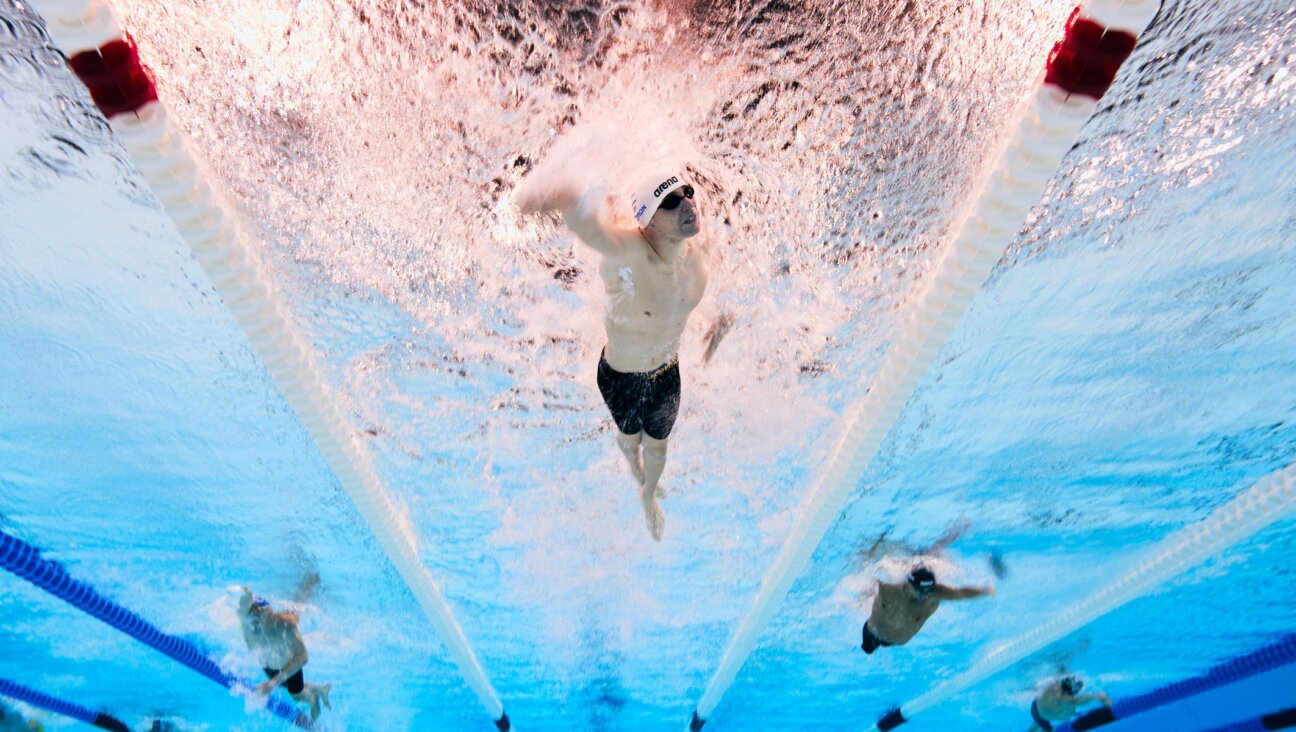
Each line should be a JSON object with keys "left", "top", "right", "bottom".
{"left": 2, "top": 0, "right": 1295, "bottom": 729}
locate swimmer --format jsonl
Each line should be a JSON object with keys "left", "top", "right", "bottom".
{"left": 0, "top": 701, "right": 43, "bottom": 732}
{"left": 1028, "top": 675, "right": 1111, "bottom": 731}
{"left": 860, "top": 565, "right": 993, "bottom": 654}
{"left": 237, "top": 587, "right": 332, "bottom": 720}
{"left": 519, "top": 172, "right": 717, "bottom": 541}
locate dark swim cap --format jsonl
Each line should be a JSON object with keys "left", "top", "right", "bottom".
{"left": 908, "top": 566, "right": 936, "bottom": 592}
{"left": 1061, "top": 676, "right": 1084, "bottom": 695}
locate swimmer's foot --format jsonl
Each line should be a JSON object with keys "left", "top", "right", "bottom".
{"left": 641, "top": 486, "right": 665, "bottom": 541}
{"left": 308, "top": 693, "right": 322, "bottom": 721}
{"left": 319, "top": 683, "right": 332, "bottom": 710}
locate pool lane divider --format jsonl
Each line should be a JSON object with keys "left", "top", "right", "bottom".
{"left": 1207, "top": 708, "right": 1296, "bottom": 732}
{"left": 875, "top": 462, "right": 1296, "bottom": 730}
{"left": 0, "top": 676, "right": 129, "bottom": 732}
{"left": 686, "top": 0, "right": 1159, "bottom": 728}
{"left": 28, "top": 1, "right": 511, "bottom": 729}
{"left": 0, "top": 529, "right": 309, "bottom": 728}
{"left": 1053, "top": 634, "right": 1296, "bottom": 732}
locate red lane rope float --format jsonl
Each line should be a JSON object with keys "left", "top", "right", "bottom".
{"left": 67, "top": 33, "right": 156, "bottom": 118}
{"left": 1046, "top": 9, "right": 1139, "bottom": 100}
{"left": 686, "top": 1, "right": 1160, "bottom": 729}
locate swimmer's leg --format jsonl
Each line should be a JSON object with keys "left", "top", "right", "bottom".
{"left": 616, "top": 430, "right": 645, "bottom": 485}
{"left": 290, "top": 689, "right": 321, "bottom": 721}
{"left": 640, "top": 435, "right": 669, "bottom": 541}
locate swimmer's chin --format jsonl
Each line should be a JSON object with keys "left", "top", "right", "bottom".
{"left": 680, "top": 219, "right": 701, "bottom": 237}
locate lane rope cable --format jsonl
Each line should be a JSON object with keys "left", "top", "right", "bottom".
{"left": 876, "top": 462, "right": 1296, "bottom": 730}
{"left": 0, "top": 529, "right": 309, "bottom": 728}
{"left": 25, "top": 1, "right": 510, "bottom": 728}
{"left": 687, "top": 0, "right": 1160, "bottom": 728}
{"left": 0, "top": 676, "right": 131, "bottom": 732}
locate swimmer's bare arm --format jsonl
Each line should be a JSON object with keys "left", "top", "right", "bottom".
{"left": 932, "top": 583, "right": 994, "bottom": 601}
{"left": 257, "top": 616, "right": 309, "bottom": 693}
{"left": 1074, "top": 693, "right": 1112, "bottom": 707}
{"left": 237, "top": 587, "right": 258, "bottom": 650}
{"left": 517, "top": 185, "right": 623, "bottom": 257}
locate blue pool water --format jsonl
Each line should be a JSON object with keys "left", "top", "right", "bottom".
{"left": 2, "top": 0, "right": 1295, "bottom": 730}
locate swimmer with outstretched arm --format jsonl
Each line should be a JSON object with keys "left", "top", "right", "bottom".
{"left": 237, "top": 587, "right": 332, "bottom": 720}
{"left": 1028, "top": 675, "right": 1112, "bottom": 731}
{"left": 860, "top": 565, "right": 994, "bottom": 654}
{"left": 518, "top": 172, "right": 720, "bottom": 541}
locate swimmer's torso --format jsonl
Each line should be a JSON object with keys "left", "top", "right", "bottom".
{"left": 599, "top": 230, "right": 708, "bottom": 373}
{"left": 243, "top": 613, "right": 299, "bottom": 668}
{"left": 1035, "top": 689, "right": 1079, "bottom": 720}
{"left": 870, "top": 583, "right": 941, "bottom": 645}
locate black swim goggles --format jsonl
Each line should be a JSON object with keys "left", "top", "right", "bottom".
{"left": 658, "top": 184, "right": 695, "bottom": 211}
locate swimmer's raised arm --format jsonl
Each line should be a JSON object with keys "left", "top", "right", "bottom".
{"left": 516, "top": 183, "right": 579, "bottom": 216}
{"left": 518, "top": 183, "right": 623, "bottom": 257}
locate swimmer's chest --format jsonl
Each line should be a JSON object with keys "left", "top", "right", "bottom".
{"left": 601, "top": 250, "right": 707, "bottom": 319}
{"left": 878, "top": 589, "right": 940, "bottom": 628}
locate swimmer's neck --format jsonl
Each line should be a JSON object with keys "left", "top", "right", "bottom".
{"left": 640, "top": 227, "right": 686, "bottom": 264}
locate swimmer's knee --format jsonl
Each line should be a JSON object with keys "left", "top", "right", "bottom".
{"left": 643, "top": 436, "right": 669, "bottom": 455}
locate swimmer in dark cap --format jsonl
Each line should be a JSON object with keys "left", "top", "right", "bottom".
{"left": 860, "top": 565, "right": 993, "bottom": 654}
{"left": 1029, "top": 675, "right": 1112, "bottom": 731}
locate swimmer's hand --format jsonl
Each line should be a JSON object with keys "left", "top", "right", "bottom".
{"left": 702, "top": 312, "right": 735, "bottom": 366}
{"left": 256, "top": 678, "right": 279, "bottom": 695}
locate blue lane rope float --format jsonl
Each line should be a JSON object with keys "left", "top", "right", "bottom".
{"left": 685, "top": 1, "right": 1161, "bottom": 727}
{"left": 0, "top": 677, "right": 129, "bottom": 731}
{"left": 0, "top": 529, "right": 311, "bottom": 728}
{"left": 28, "top": 3, "right": 510, "bottom": 726}
{"left": 873, "top": 462, "right": 1296, "bottom": 730}
{"left": 1056, "top": 634, "right": 1296, "bottom": 732}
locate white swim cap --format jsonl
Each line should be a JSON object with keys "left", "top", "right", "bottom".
{"left": 630, "top": 172, "right": 686, "bottom": 226}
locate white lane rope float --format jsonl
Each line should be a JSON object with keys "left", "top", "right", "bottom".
{"left": 876, "top": 461, "right": 1296, "bottom": 730}
{"left": 687, "top": 1, "right": 1160, "bottom": 728}
{"left": 28, "top": 1, "right": 511, "bottom": 727}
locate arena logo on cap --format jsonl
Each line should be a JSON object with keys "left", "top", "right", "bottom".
{"left": 653, "top": 176, "right": 680, "bottom": 197}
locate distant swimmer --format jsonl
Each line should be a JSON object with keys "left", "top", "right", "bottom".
{"left": 0, "top": 701, "right": 43, "bottom": 732}
{"left": 1029, "top": 675, "right": 1112, "bottom": 731}
{"left": 237, "top": 587, "right": 332, "bottom": 720}
{"left": 860, "top": 565, "right": 993, "bottom": 654}
{"left": 519, "top": 172, "right": 716, "bottom": 541}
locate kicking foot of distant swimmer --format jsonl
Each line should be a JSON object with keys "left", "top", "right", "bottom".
{"left": 641, "top": 486, "right": 665, "bottom": 541}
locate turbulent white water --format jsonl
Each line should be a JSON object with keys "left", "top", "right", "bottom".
{"left": 3, "top": 0, "right": 1296, "bottom": 729}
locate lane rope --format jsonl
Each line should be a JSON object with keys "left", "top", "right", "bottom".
{"left": 0, "top": 676, "right": 131, "bottom": 732}
{"left": 878, "top": 462, "right": 1296, "bottom": 730}
{"left": 26, "top": 1, "right": 510, "bottom": 728}
{"left": 0, "top": 529, "right": 309, "bottom": 728}
{"left": 687, "top": 1, "right": 1160, "bottom": 728}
